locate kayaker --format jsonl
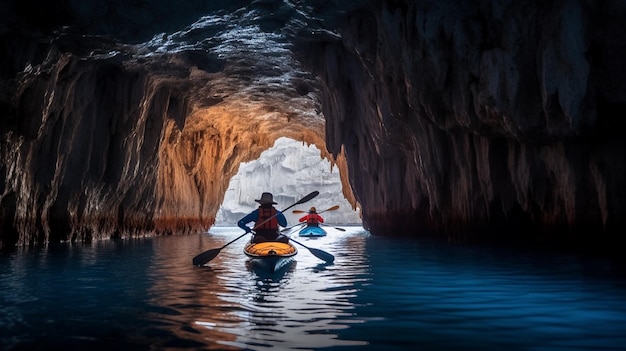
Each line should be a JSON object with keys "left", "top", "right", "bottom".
{"left": 238, "top": 192, "right": 289, "bottom": 243}
{"left": 298, "top": 207, "right": 324, "bottom": 227}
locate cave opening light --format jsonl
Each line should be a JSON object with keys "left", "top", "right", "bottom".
{"left": 214, "top": 137, "right": 361, "bottom": 227}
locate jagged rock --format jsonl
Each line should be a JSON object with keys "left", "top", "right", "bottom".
{"left": 296, "top": 0, "right": 626, "bottom": 248}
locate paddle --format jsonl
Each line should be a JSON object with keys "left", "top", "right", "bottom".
{"left": 280, "top": 222, "right": 306, "bottom": 233}
{"left": 292, "top": 205, "right": 340, "bottom": 214}
{"left": 289, "top": 236, "right": 335, "bottom": 263}
{"left": 292, "top": 205, "right": 344, "bottom": 233}
{"left": 192, "top": 191, "right": 320, "bottom": 266}
{"left": 320, "top": 223, "right": 346, "bottom": 232}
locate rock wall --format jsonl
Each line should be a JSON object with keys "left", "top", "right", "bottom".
{"left": 1, "top": 0, "right": 625, "bottom": 252}
{"left": 296, "top": 0, "right": 626, "bottom": 247}
{"left": 0, "top": 1, "right": 328, "bottom": 246}
{"left": 0, "top": 41, "right": 192, "bottom": 245}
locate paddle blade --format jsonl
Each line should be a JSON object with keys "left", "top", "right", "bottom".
{"left": 320, "top": 223, "right": 346, "bottom": 232}
{"left": 295, "top": 191, "right": 319, "bottom": 205}
{"left": 309, "top": 247, "right": 335, "bottom": 263}
{"left": 294, "top": 204, "right": 337, "bottom": 214}
{"left": 281, "top": 222, "right": 306, "bottom": 233}
{"left": 192, "top": 248, "right": 221, "bottom": 266}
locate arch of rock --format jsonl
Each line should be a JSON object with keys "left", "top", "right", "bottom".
{"left": 1, "top": 0, "right": 625, "bottom": 252}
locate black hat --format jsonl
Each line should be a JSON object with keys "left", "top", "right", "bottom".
{"left": 255, "top": 192, "right": 277, "bottom": 205}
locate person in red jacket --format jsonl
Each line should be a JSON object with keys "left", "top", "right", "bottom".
{"left": 298, "top": 207, "right": 324, "bottom": 227}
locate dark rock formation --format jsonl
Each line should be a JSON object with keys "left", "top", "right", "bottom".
{"left": 295, "top": 0, "right": 626, "bottom": 250}
{"left": 1, "top": 0, "right": 625, "bottom": 252}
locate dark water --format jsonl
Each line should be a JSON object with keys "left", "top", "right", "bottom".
{"left": 1, "top": 227, "right": 625, "bottom": 351}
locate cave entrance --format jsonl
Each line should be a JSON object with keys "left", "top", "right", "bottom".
{"left": 215, "top": 137, "right": 361, "bottom": 227}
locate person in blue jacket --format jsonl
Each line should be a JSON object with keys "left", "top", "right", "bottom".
{"left": 237, "top": 192, "right": 289, "bottom": 243}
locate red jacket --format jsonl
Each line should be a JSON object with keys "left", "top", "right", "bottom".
{"left": 299, "top": 213, "right": 324, "bottom": 226}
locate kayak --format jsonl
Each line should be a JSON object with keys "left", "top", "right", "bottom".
{"left": 298, "top": 225, "right": 327, "bottom": 237}
{"left": 244, "top": 241, "right": 298, "bottom": 273}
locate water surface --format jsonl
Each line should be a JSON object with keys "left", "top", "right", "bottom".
{"left": 1, "top": 227, "right": 625, "bottom": 350}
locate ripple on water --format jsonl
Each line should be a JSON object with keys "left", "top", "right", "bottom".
{"left": 2, "top": 227, "right": 626, "bottom": 351}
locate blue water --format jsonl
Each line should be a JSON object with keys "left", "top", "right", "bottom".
{"left": 1, "top": 226, "right": 625, "bottom": 351}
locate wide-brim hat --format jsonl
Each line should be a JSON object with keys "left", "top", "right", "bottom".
{"left": 255, "top": 192, "right": 277, "bottom": 204}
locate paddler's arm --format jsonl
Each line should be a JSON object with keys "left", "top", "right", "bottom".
{"left": 276, "top": 211, "right": 287, "bottom": 227}
{"left": 237, "top": 210, "right": 259, "bottom": 233}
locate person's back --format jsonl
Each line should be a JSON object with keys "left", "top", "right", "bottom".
{"left": 255, "top": 205, "right": 280, "bottom": 240}
{"left": 238, "top": 192, "right": 288, "bottom": 243}
{"left": 299, "top": 207, "right": 324, "bottom": 227}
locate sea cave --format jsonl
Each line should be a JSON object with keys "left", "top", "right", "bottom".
{"left": 1, "top": 0, "right": 625, "bottom": 254}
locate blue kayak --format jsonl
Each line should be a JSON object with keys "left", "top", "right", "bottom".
{"left": 298, "top": 225, "right": 327, "bottom": 237}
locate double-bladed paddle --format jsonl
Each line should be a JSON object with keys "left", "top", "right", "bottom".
{"left": 320, "top": 223, "right": 346, "bottom": 232}
{"left": 289, "top": 237, "right": 335, "bottom": 263}
{"left": 192, "top": 191, "right": 320, "bottom": 266}
{"left": 292, "top": 205, "right": 340, "bottom": 214}
{"left": 280, "top": 222, "right": 306, "bottom": 233}
{"left": 293, "top": 205, "right": 345, "bottom": 232}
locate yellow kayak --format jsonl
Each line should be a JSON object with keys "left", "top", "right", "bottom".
{"left": 243, "top": 241, "right": 298, "bottom": 273}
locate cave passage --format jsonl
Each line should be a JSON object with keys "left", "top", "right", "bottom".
{"left": 214, "top": 137, "right": 361, "bottom": 227}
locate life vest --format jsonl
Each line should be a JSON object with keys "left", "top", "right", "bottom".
{"left": 306, "top": 214, "right": 320, "bottom": 226}
{"left": 256, "top": 207, "right": 278, "bottom": 230}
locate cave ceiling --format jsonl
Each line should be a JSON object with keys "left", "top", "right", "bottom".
{"left": 0, "top": 0, "right": 359, "bottom": 244}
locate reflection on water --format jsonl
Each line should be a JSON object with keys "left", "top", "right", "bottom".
{"left": 180, "top": 227, "right": 369, "bottom": 351}
{"left": 1, "top": 227, "right": 626, "bottom": 350}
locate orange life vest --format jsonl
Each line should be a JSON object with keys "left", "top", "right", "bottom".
{"left": 256, "top": 207, "right": 278, "bottom": 230}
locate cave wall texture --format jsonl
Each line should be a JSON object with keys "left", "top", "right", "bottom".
{"left": 1, "top": 0, "right": 625, "bottom": 251}
{"left": 295, "top": 0, "right": 626, "bottom": 249}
